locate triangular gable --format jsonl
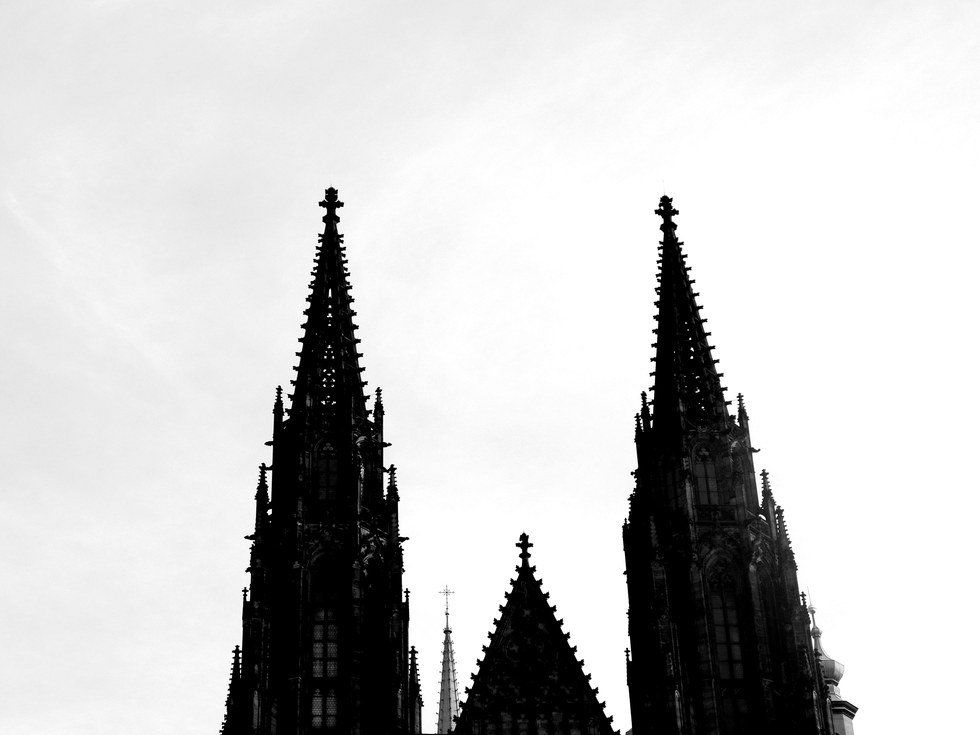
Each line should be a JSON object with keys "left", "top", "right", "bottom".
{"left": 455, "top": 534, "right": 617, "bottom": 735}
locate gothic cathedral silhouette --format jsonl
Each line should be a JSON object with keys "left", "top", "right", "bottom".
{"left": 217, "top": 189, "right": 856, "bottom": 735}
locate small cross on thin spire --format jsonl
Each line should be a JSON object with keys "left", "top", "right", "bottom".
{"left": 440, "top": 585, "right": 454, "bottom": 632}
{"left": 516, "top": 532, "right": 533, "bottom": 564}
{"left": 440, "top": 586, "right": 454, "bottom": 615}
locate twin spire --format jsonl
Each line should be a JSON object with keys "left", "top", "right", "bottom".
{"left": 288, "top": 187, "right": 369, "bottom": 436}
{"left": 648, "top": 195, "right": 729, "bottom": 441}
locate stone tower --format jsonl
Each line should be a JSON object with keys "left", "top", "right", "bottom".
{"left": 623, "top": 196, "right": 844, "bottom": 734}
{"left": 219, "top": 188, "right": 414, "bottom": 734}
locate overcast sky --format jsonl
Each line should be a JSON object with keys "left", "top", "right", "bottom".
{"left": 2, "top": 2, "right": 978, "bottom": 733}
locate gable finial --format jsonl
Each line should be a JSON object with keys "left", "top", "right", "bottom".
{"left": 319, "top": 187, "right": 344, "bottom": 224}
{"left": 655, "top": 194, "right": 678, "bottom": 233}
{"left": 516, "top": 532, "right": 534, "bottom": 565}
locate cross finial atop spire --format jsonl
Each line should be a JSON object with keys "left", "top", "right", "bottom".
{"left": 319, "top": 187, "right": 344, "bottom": 223}
{"left": 440, "top": 585, "right": 454, "bottom": 627}
{"left": 517, "top": 532, "right": 533, "bottom": 565}
{"left": 655, "top": 194, "right": 678, "bottom": 231}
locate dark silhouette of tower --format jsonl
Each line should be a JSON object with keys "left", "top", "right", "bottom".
{"left": 219, "top": 188, "right": 414, "bottom": 734}
{"left": 623, "top": 196, "right": 838, "bottom": 734}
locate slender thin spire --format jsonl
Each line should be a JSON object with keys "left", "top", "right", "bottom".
{"left": 288, "top": 187, "right": 368, "bottom": 434}
{"left": 650, "top": 195, "right": 729, "bottom": 442}
{"left": 437, "top": 586, "right": 460, "bottom": 733}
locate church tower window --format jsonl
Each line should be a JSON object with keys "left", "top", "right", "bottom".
{"left": 312, "top": 689, "right": 323, "bottom": 729}
{"left": 710, "top": 585, "right": 743, "bottom": 680}
{"left": 693, "top": 456, "right": 720, "bottom": 504}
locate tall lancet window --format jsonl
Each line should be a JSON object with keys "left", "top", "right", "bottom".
{"left": 312, "top": 689, "right": 323, "bottom": 729}
{"left": 313, "top": 610, "right": 325, "bottom": 677}
{"left": 710, "top": 583, "right": 744, "bottom": 680}
{"left": 693, "top": 454, "right": 720, "bottom": 504}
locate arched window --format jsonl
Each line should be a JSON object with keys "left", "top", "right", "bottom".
{"left": 710, "top": 585, "right": 744, "bottom": 680}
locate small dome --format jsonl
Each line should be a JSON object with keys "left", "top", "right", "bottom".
{"left": 819, "top": 653, "right": 845, "bottom": 686}
{"left": 809, "top": 605, "right": 846, "bottom": 694}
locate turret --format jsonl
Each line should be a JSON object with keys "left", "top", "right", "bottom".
{"left": 810, "top": 604, "right": 858, "bottom": 735}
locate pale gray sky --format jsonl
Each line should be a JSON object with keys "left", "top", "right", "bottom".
{"left": 2, "top": 2, "right": 978, "bottom": 733}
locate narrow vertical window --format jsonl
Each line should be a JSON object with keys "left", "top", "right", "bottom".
{"left": 711, "top": 586, "right": 744, "bottom": 680}
{"left": 325, "top": 691, "right": 338, "bottom": 729}
{"left": 694, "top": 458, "right": 719, "bottom": 504}
{"left": 312, "top": 609, "right": 325, "bottom": 678}
{"left": 326, "top": 609, "right": 339, "bottom": 678}
{"left": 311, "top": 689, "right": 323, "bottom": 729}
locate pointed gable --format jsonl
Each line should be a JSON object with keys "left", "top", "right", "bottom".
{"left": 455, "top": 534, "right": 616, "bottom": 735}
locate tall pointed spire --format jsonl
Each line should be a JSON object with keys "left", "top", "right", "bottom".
{"left": 650, "top": 195, "right": 729, "bottom": 442}
{"left": 437, "top": 586, "right": 460, "bottom": 733}
{"left": 221, "top": 189, "right": 413, "bottom": 735}
{"left": 288, "top": 187, "right": 368, "bottom": 435}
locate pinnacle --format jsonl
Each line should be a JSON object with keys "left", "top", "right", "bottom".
{"left": 318, "top": 187, "right": 344, "bottom": 223}
{"left": 516, "top": 532, "right": 534, "bottom": 565}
